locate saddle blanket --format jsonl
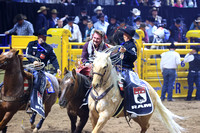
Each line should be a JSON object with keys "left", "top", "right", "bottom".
{"left": 46, "top": 76, "right": 55, "bottom": 94}
{"left": 123, "top": 70, "right": 153, "bottom": 116}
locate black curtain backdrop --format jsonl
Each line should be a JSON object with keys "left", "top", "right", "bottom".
{"left": 0, "top": 1, "right": 200, "bottom": 34}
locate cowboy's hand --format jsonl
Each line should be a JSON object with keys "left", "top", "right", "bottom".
{"left": 119, "top": 47, "right": 126, "bottom": 53}
{"left": 33, "top": 61, "right": 39, "bottom": 66}
{"left": 57, "top": 69, "right": 61, "bottom": 76}
{"left": 4, "top": 31, "right": 9, "bottom": 35}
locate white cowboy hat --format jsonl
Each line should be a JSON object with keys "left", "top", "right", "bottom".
{"left": 37, "top": 6, "right": 49, "bottom": 13}
{"left": 94, "top": 6, "right": 104, "bottom": 13}
{"left": 130, "top": 8, "right": 141, "bottom": 16}
{"left": 195, "top": 17, "right": 200, "bottom": 22}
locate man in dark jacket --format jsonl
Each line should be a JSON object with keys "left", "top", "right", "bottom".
{"left": 26, "top": 29, "right": 61, "bottom": 117}
{"left": 78, "top": 16, "right": 88, "bottom": 41}
{"left": 184, "top": 46, "right": 200, "bottom": 101}
{"left": 106, "top": 15, "right": 119, "bottom": 43}
{"left": 48, "top": 9, "right": 59, "bottom": 28}
{"left": 35, "top": 6, "right": 49, "bottom": 34}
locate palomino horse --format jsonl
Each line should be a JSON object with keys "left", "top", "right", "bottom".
{"left": 59, "top": 68, "right": 90, "bottom": 133}
{"left": 88, "top": 51, "right": 184, "bottom": 133}
{"left": 0, "top": 48, "right": 59, "bottom": 133}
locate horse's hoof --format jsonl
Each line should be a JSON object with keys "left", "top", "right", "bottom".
{"left": 31, "top": 124, "right": 36, "bottom": 129}
{"left": 33, "top": 128, "right": 38, "bottom": 133}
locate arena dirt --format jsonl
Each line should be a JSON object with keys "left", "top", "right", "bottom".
{"left": 6, "top": 99, "right": 200, "bottom": 133}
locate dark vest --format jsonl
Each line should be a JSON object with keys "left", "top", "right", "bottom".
{"left": 189, "top": 54, "right": 200, "bottom": 71}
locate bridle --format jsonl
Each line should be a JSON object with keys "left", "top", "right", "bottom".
{"left": 92, "top": 64, "right": 110, "bottom": 87}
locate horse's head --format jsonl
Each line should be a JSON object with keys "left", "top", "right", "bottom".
{"left": 92, "top": 51, "right": 112, "bottom": 89}
{"left": 0, "top": 47, "right": 20, "bottom": 69}
{"left": 59, "top": 68, "right": 78, "bottom": 108}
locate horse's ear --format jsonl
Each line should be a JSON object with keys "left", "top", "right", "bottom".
{"left": 64, "top": 67, "right": 69, "bottom": 75}
{"left": 106, "top": 51, "right": 111, "bottom": 58}
{"left": 72, "top": 69, "right": 77, "bottom": 79}
{"left": 10, "top": 45, "right": 12, "bottom": 49}
{"left": 15, "top": 50, "right": 19, "bottom": 55}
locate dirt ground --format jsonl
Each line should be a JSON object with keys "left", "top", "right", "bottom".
{"left": 4, "top": 99, "right": 200, "bottom": 133}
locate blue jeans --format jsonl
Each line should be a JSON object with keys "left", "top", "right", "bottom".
{"left": 161, "top": 69, "right": 176, "bottom": 101}
{"left": 187, "top": 71, "right": 200, "bottom": 100}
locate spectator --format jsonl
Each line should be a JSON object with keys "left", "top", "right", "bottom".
{"left": 63, "top": 16, "right": 82, "bottom": 43}
{"left": 133, "top": 16, "right": 142, "bottom": 29}
{"left": 91, "top": 6, "right": 108, "bottom": 23}
{"left": 94, "top": 13, "right": 109, "bottom": 34}
{"left": 169, "top": 18, "right": 187, "bottom": 43}
{"left": 98, "top": 0, "right": 115, "bottom": 5}
{"left": 56, "top": 19, "right": 64, "bottom": 28}
{"left": 127, "top": 8, "right": 141, "bottom": 27}
{"left": 81, "top": 30, "right": 107, "bottom": 63}
{"left": 116, "top": 0, "right": 126, "bottom": 5}
{"left": 88, "top": 0, "right": 97, "bottom": 5}
{"left": 78, "top": 16, "right": 88, "bottom": 41}
{"left": 84, "top": 20, "right": 95, "bottom": 42}
{"left": 74, "top": 7, "right": 89, "bottom": 24}
{"left": 48, "top": 9, "right": 59, "bottom": 28}
{"left": 160, "top": 43, "right": 181, "bottom": 101}
{"left": 174, "top": 0, "right": 184, "bottom": 7}
{"left": 184, "top": 46, "right": 200, "bottom": 101}
{"left": 61, "top": 0, "right": 75, "bottom": 5}
{"left": 4, "top": 14, "right": 34, "bottom": 35}
{"left": 146, "top": 17, "right": 157, "bottom": 43}
{"left": 139, "top": 23, "right": 149, "bottom": 43}
{"left": 189, "top": 16, "right": 200, "bottom": 30}
{"left": 106, "top": 15, "right": 119, "bottom": 43}
{"left": 35, "top": 6, "right": 49, "bottom": 34}
{"left": 149, "top": 7, "right": 162, "bottom": 26}
{"left": 143, "top": 0, "right": 152, "bottom": 6}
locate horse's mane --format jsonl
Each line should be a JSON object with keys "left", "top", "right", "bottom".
{"left": 10, "top": 49, "right": 33, "bottom": 79}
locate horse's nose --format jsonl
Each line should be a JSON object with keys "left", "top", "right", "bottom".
{"left": 59, "top": 100, "right": 67, "bottom": 107}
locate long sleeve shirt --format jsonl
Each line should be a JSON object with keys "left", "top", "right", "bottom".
{"left": 160, "top": 50, "right": 181, "bottom": 72}
{"left": 94, "top": 20, "right": 109, "bottom": 34}
{"left": 8, "top": 20, "right": 34, "bottom": 35}
{"left": 63, "top": 24, "right": 82, "bottom": 43}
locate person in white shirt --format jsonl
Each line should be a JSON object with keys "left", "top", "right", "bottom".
{"left": 183, "top": 46, "right": 200, "bottom": 101}
{"left": 63, "top": 16, "right": 82, "bottom": 44}
{"left": 160, "top": 43, "right": 181, "bottom": 101}
{"left": 146, "top": 17, "right": 157, "bottom": 43}
{"left": 94, "top": 13, "right": 109, "bottom": 34}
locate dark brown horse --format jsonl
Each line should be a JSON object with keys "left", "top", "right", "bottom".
{"left": 0, "top": 48, "right": 59, "bottom": 133}
{"left": 59, "top": 68, "right": 90, "bottom": 133}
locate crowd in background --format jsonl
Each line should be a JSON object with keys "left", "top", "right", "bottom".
{"left": 2, "top": 0, "right": 198, "bottom": 7}
{"left": 4, "top": 4, "right": 200, "bottom": 45}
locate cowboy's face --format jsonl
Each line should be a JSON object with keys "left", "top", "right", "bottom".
{"left": 38, "top": 35, "right": 46, "bottom": 42}
{"left": 68, "top": 22, "right": 73, "bottom": 27}
{"left": 198, "top": 22, "right": 200, "bottom": 26}
{"left": 52, "top": 13, "right": 57, "bottom": 18}
{"left": 96, "top": 10, "right": 102, "bottom": 15}
{"left": 152, "top": 10, "right": 158, "bottom": 16}
{"left": 99, "top": 16, "right": 105, "bottom": 22}
{"left": 42, "top": 10, "right": 47, "bottom": 15}
{"left": 110, "top": 18, "right": 116, "bottom": 24}
{"left": 92, "top": 32, "right": 102, "bottom": 46}
{"left": 123, "top": 33, "right": 131, "bottom": 42}
{"left": 18, "top": 20, "right": 24, "bottom": 26}
{"left": 81, "top": 11, "right": 87, "bottom": 16}
{"left": 175, "top": 23, "right": 181, "bottom": 28}
{"left": 57, "top": 20, "right": 63, "bottom": 28}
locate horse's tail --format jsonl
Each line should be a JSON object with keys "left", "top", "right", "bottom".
{"left": 154, "top": 91, "right": 185, "bottom": 133}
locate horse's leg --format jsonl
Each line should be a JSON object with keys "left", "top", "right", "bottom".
{"left": 68, "top": 109, "right": 77, "bottom": 133}
{"left": 92, "top": 111, "right": 110, "bottom": 133}
{"left": 2, "top": 126, "right": 7, "bottom": 133}
{"left": 89, "top": 111, "right": 98, "bottom": 129}
{"left": 30, "top": 111, "right": 37, "bottom": 129}
{"left": 0, "top": 111, "right": 15, "bottom": 130}
{"left": 133, "top": 114, "right": 152, "bottom": 133}
{"left": 74, "top": 109, "right": 89, "bottom": 133}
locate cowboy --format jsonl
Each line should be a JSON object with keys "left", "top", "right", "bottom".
{"left": 127, "top": 8, "right": 141, "bottom": 27}
{"left": 4, "top": 14, "right": 34, "bottom": 35}
{"left": 48, "top": 9, "right": 59, "bottom": 28}
{"left": 26, "top": 29, "right": 61, "bottom": 114}
{"left": 81, "top": 30, "right": 107, "bottom": 63}
{"left": 91, "top": 6, "right": 108, "bottom": 23}
{"left": 74, "top": 7, "right": 90, "bottom": 24}
{"left": 184, "top": 46, "right": 200, "bottom": 101}
{"left": 149, "top": 7, "right": 162, "bottom": 26}
{"left": 35, "top": 6, "right": 49, "bottom": 34}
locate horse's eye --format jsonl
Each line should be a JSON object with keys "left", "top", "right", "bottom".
{"left": 103, "top": 65, "right": 107, "bottom": 69}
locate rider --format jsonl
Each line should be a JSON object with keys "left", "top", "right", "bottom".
{"left": 26, "top": 28, "right": 61, "bottom": 115}
{"left": 81, "top": 29, "right": 107, "bottom": 64}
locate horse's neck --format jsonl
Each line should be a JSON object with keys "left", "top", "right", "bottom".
{"left": 102, "top": 66, "right": 117, "bottom": 90}
{"left": 3, "top": 58, "right": 24, "bottom": 95}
